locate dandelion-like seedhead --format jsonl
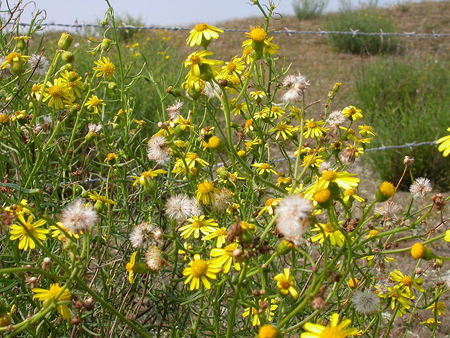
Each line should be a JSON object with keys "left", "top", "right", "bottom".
{"left": 147, "top": 135, "right": 170, "bottom": 165}
{"left": 409, "top": 177, "right": 432, "bottom": 198}
{"left": 275, "top": 195, "right": 312, "bottom": 245}
{"left": 352, "top": 290, "right": 380, "bottom": 315}
{"left": 28, "top": 54, "right": 49, "bottom": 75}
{"left": 60, "top": 199, "right": 98, "bottom": 234}
{"left": 165, "top": 194, "right": 202, "bottom": 223}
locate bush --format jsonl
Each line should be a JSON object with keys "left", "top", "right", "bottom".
{"left": 293, "top": 0, "right": 328, "bottom": 20}
{"left": 353, "top": 58, "right": 450, "bottom": 189}
{"left": 324, "top": 9, "right": 398, "bottom": 55}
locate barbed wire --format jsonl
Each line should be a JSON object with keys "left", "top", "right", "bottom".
{"left": 12, "top": 22, "right": 450, "bottom": 38}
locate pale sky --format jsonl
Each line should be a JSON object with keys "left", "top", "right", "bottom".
{"left": 12, "top": 0, "right": 433, "bottom": 28}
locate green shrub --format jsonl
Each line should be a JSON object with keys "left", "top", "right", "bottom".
{"left": 353, "top": 58, "right": 450, "bottom": 189}
{"left": 324, "top": 9, "right": 398, "bottom": 55}
{"left": 292, "top": 0, "right": 328, "bottom": 20}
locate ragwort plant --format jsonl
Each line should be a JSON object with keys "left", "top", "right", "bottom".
{"left": 1, "top": 1, "right": 450, "bottom": 337}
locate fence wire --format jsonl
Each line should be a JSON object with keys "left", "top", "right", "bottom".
{"left": 12, "top": 22, "right": 450, "bottom": 39}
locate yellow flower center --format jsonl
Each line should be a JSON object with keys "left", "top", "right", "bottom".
{"left": 379, "top": 182, "right": 395, "bottom": 198}
{"left": 103, "top": 63, "right": 115, "bottom": 75}
{"left": 48, "top": 85, "right": 64, "bottom": 98}
{"left": 227, "top": 62, "right": 237, "bottom": 72}
{"left": 348, "top": 108, "right": 356, "bottom": 115}
{"left": 280, "top": 280, "right": 290, "bottom": 290}
{"left": 411, "top": 243, "right": 425, "bottom": 259}
{"left": 319, "top": 326, "right": 347, "bottom": 338}
{"left": 260, "top": 163, "right": 270, "bottom": 170}
{"left": 344, "top": 188, "right": 355, "bottom": 196}
{"left": 369, "top": 230, "right": 378, "bottom": 236}
{"left": 322, "top": 170, "right": 337, "bottom": 182}
{"left": 245, "top": 120, "right": 253, "bottom": 128}
{"left": 307, "top": 121, "right": 317, "bottom": 128}
{"left": 265, "top": 198, "right": 275, "bottom": 206}
{"left": 324, "top": 223, "right": 334, "bottom": 233}
{"left": 192, "top": 220, "right": 202, "bottom": 229}
{"left": 90, "top": 97, "right": 102, "bottom": 107}
{"left": 258, "top": 324, "right": 277, "bottom": 338}
{"left": 402, "top": 276, "right": 412, "bottom": 286}
{"left": 276, "top": 124, "right": 287, "bottom": 131}
{"left": 198, "top": 181, "right": 214, "bottom": 194}
{"left": 6, "top": 52, "right": 20, "bottom": 62}
{"left": 216, "top": 229, "right": 227, "bottom": 236}
{"left": 194, "top": 23, "right": 209, "bottom": 32}
{"left": 190, "top": 259, "right": 207, "bottom": 277}
{"left": 31, "top": 84, "right": 41, "bottom": 93}
{"left": 250, "top": 27, "right": 267, "bottom": 43}
{"left": 313, "top": 188, "right": 331, "bottom": 204}
{"left": 126, "top": 261, "right": 134, "bottom": 273}
{"left": 189, "top": 55, "right": 201, "bottom": 65}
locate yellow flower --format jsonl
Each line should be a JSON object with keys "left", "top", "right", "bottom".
{"left": 304, "top": 170, "right": 360, "bottom": 199}
{"left": 178, "top": 215, "right": 218, "bottom": 239}
{"left": 246, "top": 26, "right": 267, "bottom": 43}
{"left": 93, "top": 56, "right": 116, "bottom": 79}
{"left": 60, "top": 70, "right": 83, "bottom": 97}
{"left": 343, "top": 188, "right": 365, "bottom": 203}
{"left": 50, "top": 222, "right": 80, "bottom": 240}
{"left": 185, "top": 152, "right": 209, "bottom": 168}
{"left": 365, "top": 229, "right": 379, "bottom": 238}
{"left": 311, "top": 222, "right": 345, "bottom": 247}
{"left": 32, "top": 283, "right": 71, "bottom": 320}
{"left": 126, "top": 251, "right": 138, "bottom": 284}
{"left": 43, "top": 78, "right": 74, "bottom": 109}
{"left": 427, "top": 301, "right": 447, "bottom": 316}
{"left": 358, "top": 125, "right": 376, "bottom": 137}
{"left": 184, "top": 50, "right": 222, "bottom": 78}
{"left": 85, "top": 95, "right": 105, "bottom": 114}
{"left": 389, "top": 269, "right": 424, "bottom": 298}
{"left": 220, "top": 56, "right": 246, "bottom": 78}
{"left": 182, "top": 254, "right": 220, "bottom": 290}
{"left": 1, "top": 51, "right": 30, "bottom": 69}
{"left": 258, "top": 324, "right": 278, "bottom": 338}
{"left": 301, "top": 313, "right": 358, "bottom": 338}
{"left": 269, "top": 122, "right": 295, "bottom": 140}
{"left": 410, "top": 242, "right": 433, "bottom": 259}
{"left": 252, "top": 162, "right": 278, "bottom": 176}
{"left": 347, "top": 278, "right": 359, "bottom": 288}
{"left": 186, "top": 23, "right": 223, "bottom": 47}
{"left": 445, "top": 230, "right": 450, "bottom": 242}
{"left": 377, "top": 285, "right": 411, "bottom": 316}
{"left": 131, "top": 169, "right": 167, "bottom": 187}
{"left": 242, "top": 299, "right": 278, "bottom": 326}
{"left": 274, "top": 268, "right": 298, "bottom": 299}
{"left": 420, "top": 318, "right": 441, "bottom": 327}
{"left": 257, "top": 198, "right": 281, "bottom": 217}
{"left": 195, "top": 180, "right": 219, "bottom": 205}
{"left": 376, "top": 181, "right": 396, "bottom": 201}
{"left": 342, "top": 105, "right": 363, "bottom": 121}
{"left": 202, "top": 227, "right": 228, "bottom": 248}
{"left": 436, "top": 127, "right": 450, "bottom": 157}
{"left": 210, "top": 243, "right": 241, "bottom": 273}
{"left": 303, "top": 119, "right": 328, "bottom": 138}
{"left": 9, "top": 214, "right": 48, "bottom": 251}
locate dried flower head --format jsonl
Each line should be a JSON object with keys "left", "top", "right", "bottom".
{"left": 352, "top": 290, "right": 380, "bottom": 315}
{"left": 409, "top": 177, "right": 432, "bottom": 198}
{"left": 129, "top": 222, "right": 154, "bottom": 249}
{"left": 28, "top": 54, "right": 49, "bottom": 76}
{"left": 165, "top": 194, "right": 201, "bottom": 223}
{"left": 166, "top": 100, "right": 183, "bottom": 119}
{"left": 145, "top": 246, "right": 166, "bottom": 272}
{"left": 147, "top": 135, "right": 170, "bottom": 165}
{"left": 61, "top": 199, "right": 98, "bottom": 234}
{"left": 275, "top": 195, "right": 312, "bottom": 245}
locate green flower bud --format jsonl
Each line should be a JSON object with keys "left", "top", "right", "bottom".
{"left": 58, "top": 32, "right": 73, "bottom": 50}
{"left": 61, "top": 51, "right": 74, "bottom": 63}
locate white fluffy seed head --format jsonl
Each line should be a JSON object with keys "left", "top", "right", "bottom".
{"left": 147, "top": 135, "right": 170, "bottom": 165}
{"left": 61, "top": 199, "right": 98, "bottom": 234}
{"left": 352, "top": 290, "right": 380, "bottom": 315}
{"left": 275, "top": 195, "right": 312, "bottom": 245}
{"left": 409, "top": 177, "right": 432, "bottom": 198}
{"left": 165, "top": 194, "right": 201, "bottom": 223}
{"left": 145, "top": 247, "right": 166, "bottom": 272}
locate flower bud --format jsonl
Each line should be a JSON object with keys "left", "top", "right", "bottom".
{"left": 376, "top": 181, "right": 396, "bottom": 202}
{"left": 108, "top": 82, "right": 117, "bottom": 90}
{"left": 277, "top": 240, "right": 294, "bottom": 255}
{"left": 411, "top": 242, "right": 435, "bottom": 260}
{"left": 61, "top": 51, "right": 74, "bottom": 63}
{"left": 101, "top": 38, "right": 112, "bottom": 51}
{"left": 58, "top": 32, "right": 73, "bottom": 50}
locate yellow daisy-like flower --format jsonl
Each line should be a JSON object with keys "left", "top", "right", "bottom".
{"left": 252, "top": 162, "right": 278, "bottom": 176}
{"left": 377, "top": 285, "right": 412, "bottom": 315}
{"left": 195, "top": 180, "right": 219, "bottom": 205}
{"left": 85, "top": 95, "right": 105, "bottom": 114}
{"left": 258, "top": 324, "right": 278, "bottom": 338}
{"left": 269, "top": 122, "right": 295, "bottom": 140}
{"left": 420, "top": 318, "right": 441, "bottom": 327}
{"left": 42, "top": 78, "right": 74, "bottom": 109}
{"left": 220, "top": 55, "right": 246, "bottom": 77}
{"left": 342, "top": 105, "right": 363, "bottom": 121}
{"left": 60, "top": 70, "right": 84, "bottom": 98}
{"left": 184, "top": 50, "right": 222, "bottom": 78}
{"left": 246, "top": 26, "right": 267, "bottom": 43}
{"left": 186, "top": 23, "right": 223, "bottom": 47}
{"left": 304, "top": 170, "right": 360, "bottom": 199}
{"left": 427, "top": 301, "right": 447, "bottom": 316}
{"left": 358, "top": 125, "right": 376, "bottom": 137}
{"left": 126, "top": 251, "right": 138, "bottom": 284}
{"left": 365, "top": 229, "right": 379, "bottom": 239}
{"left": 202, "top": 227, "right": 228, "bottom": 248}
{"left": 342, "top": 188, "right": 365, "bottom": 203}
{"left": 93, "top": 56, "right": 116, "bottom": 79}
{"left": 210, "top": 242, "right": 241, "bottom": 273}
{"left": 9, "top": 214, "right": 48, "bottom": 251}
{"left": 179, "top": 215, "right": 218, "bottom": 239}
{"left": 130, "top": 169, "right": 167, "bottom": 187}
{"left": 185, "top": 152, "right": 209, "bottom": 168}
{"left": 182, "top": 254, "right": 220, "bottom": 290}
{"left": 32, "top": 283, "right": 71, "bottom": 320}
{"left": 1, "top": 51, "right": 30, "bottom": 69}
{"left": 50, "top": 222, "right": 80, "bottom": 240}
{"left": 310, "top": 222, "right": 345, "bottom": 247}
{"left": 242, "top": 299, "right": 278, "bottom": 327}
{"left": 389, "top": 269, "right": 424, "bottom": 298}
{"left": 257, "top": 198, "right": 281, "bottom": 217}
{"left": 436, "top": 127, "right": 450, "bottom": 157}
{"left": 301, "top": 313, "right": 358, "bottom": 338}
{"left": 274, "top": 268, "right": 298, "bottom": 299}
{"left": 303, "top": 119, "right": 328, "bottom": 138}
